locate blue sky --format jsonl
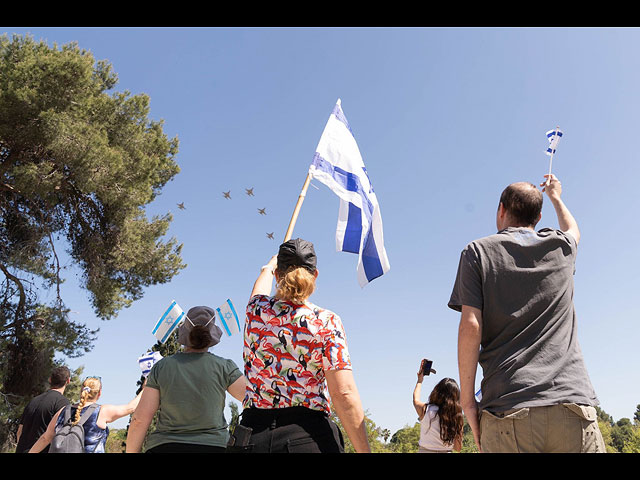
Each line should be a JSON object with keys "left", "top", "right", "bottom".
{"left": 3, "top": 27, "right": 639, "bottom": 434}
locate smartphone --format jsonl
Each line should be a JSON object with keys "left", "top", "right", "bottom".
{"left": 421, "top": 359, "right": 434, "bottom": 376}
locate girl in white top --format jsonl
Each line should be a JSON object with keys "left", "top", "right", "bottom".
{"left": 413, "top": 360, "right": 463, "bottom": 453}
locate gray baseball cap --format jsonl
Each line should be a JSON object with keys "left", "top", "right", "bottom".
{"left": 177, "top": 306, "right": 223, "bottom": 348}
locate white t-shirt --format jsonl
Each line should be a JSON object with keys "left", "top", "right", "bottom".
{"left": 419, "top": 405, "right": 452, "bottom": 452}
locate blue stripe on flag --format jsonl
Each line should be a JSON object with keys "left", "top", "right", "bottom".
{"left": 217, "top": 307, "right": 232, "bottom": 336}
{"left": 161, "top": 311, "right": 184, "bottom": 343}
{"left": 312, "top": 152, "right": 385, "bottom": 282}
{"left": 332, "top": 103, "right": 353, "bottom": 133}
{"left": 547, "top": 131, "right": 563, "bottom": 139}
{"left": 226, "top": 299, "right": 240, "bottom": 331}
{"left": 311, "top": 153, "right": 374, "bottom": 220}
{"left": 152, "top": 301, "right": 177, "bottom": 334}
{"left": 361, "top": 227, "right": 384, "bottom": 282}
{"left": 343, "top": 202, "right": 363, "bottom": 254}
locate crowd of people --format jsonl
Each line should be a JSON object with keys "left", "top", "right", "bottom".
{"left": 14, "top": 174, "right": 605, "bottom": 454}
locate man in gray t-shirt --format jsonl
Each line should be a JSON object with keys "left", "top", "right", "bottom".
{"left": 449, "top": 175, "right": 604, "bottom": 453}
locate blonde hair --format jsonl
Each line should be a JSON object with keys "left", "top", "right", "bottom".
{"left": 73, "top": 377, "right": 101, "bottom": 425}
{"left": 275, "top": 267, "right": 316, "bottom": 303}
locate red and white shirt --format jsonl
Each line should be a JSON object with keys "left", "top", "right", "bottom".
{"left": 243, "top": 294, "right": 351, "bottom": 415}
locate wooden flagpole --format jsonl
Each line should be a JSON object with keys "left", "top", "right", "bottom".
{"left": 283, "top": 172, "right": 313, "bottom": 242}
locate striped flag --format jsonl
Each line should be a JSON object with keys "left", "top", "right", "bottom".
{"left": 309, "top": 99, "right": 390, "bottom": 287}
{"left": 546, "top": 128, "right": 563, "bottom": 156}
{"left": 152, "top": 300, "right": 186, "bottom": 344}
{"left": 216, "top": 299, "right": 241, "bottom": 336}
{"left": 138, "top": 351, "right": 163, "bottom": 377}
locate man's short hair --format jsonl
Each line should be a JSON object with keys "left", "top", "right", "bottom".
{"left": 50, "top": 366, "right": 71, "bottom": 388}
{"left": 499, "top": 182, "right": 543, "bottom": 226}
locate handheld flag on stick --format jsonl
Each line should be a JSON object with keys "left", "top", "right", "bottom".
{"left": 308, "top": 98, "right": 390, "bottom": 287}
{"left": 152, "top": 300, "right": 186, "bottom": 344}
{"left": 216, "top": 299, "right": 241, "bottom": 336}
{"left": 545, "top": 127, "right": 563, "bottom": 179}
{"left": 138, "top": 351, "right": 163, "bottom": 377}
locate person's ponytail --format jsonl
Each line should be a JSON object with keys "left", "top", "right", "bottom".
{"left": 73, "top": 377, "right": 101, "bottom": 425}
{"left": 275, "top": 266, "right": 316, "bottom": 303}
{"left": 189, "top": 325, "right": 214, "bottom": 350}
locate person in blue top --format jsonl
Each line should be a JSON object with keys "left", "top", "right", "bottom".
{"left": 29, "top": 376, "right": 144, "bottom": 453}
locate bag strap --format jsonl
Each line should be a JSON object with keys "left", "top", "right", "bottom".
{"left": 74, "top": 403, "right": 99, "bottom": 427}
{"left": 62, "top": 405, "right": 74, "bottom": 425}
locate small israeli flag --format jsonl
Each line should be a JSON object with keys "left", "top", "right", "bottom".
{"left": 308, "top": 99, "right": 390, "bottom": 287}
{"left": 152, "top": 300, "right": 186, "bottom": 344}
{"left": 545, "top": 128, "right": 563, "bottom": 156}
{"left": 138, "top": 351, "right": 163, "bottom": 377}
{"left": 216, "top": 299, "right": 241, "bottom": 336}
{"left": 475, "top": 388, "right": 482, "bottom": 403}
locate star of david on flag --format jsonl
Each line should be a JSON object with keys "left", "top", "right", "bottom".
{"left": 216, "top": 299, "right": 241, "bottom": 336}
{"left": 152, "top": 300, "right": 186, "bottom": 344}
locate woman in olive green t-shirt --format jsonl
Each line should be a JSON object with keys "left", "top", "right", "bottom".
{"left": 126, "top": 306, "right": 245, "bottom": 453}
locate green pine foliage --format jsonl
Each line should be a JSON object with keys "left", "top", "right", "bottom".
{"left": 0, "top": 33, "right": 184, "bottom": 450}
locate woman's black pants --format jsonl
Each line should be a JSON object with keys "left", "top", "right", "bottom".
{"left": 236, "top": 406, "right": 345, "bottom": 453}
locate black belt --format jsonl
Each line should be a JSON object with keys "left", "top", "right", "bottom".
{"left": 241, "top": 406, "right": 328, "bottom": 429}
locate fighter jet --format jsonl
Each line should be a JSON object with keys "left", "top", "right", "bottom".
{"left": 177, "top": 202, "right": 185, "bottom": 210}
{"left": 223, "top": 191, "right": 231, "bottom": 199}
{"left": 246, "top": 187, "right": 254, "bottom": 196}
{"left": 266, "top": 232, "right": 274, "bottom": 239}
{"left": 258, "top": 208, "right": 266, "bottom": 215}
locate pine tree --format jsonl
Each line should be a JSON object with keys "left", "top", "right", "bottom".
{"left": 1, "top": 33, "right": 184, "bottom": 448}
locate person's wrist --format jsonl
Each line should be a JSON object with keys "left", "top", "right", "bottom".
{"left": 261, "top": 265, "right": 275, "bottom": 274}
{"left": 548, "top": 193, "right": 562, "bottom": 205}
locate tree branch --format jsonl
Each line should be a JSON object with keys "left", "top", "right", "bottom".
{"left": 0, "top": 263, "right": 26, "bottom": 326}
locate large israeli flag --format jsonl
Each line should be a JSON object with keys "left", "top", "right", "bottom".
{"left": 546, "top": 128, "right": 563, "bottom": 156}
{"left": 152, "top": 300, "right": 186, "bottom": 344}
{"left": 216, "top": 299, "right": 241, "bottom": 336}
{"left": 308, "top": 99, "right": 390, "bottom": 287}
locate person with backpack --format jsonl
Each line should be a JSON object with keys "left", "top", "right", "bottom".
{"left": 28, "top": 376, "right": 144, "bottom": 453}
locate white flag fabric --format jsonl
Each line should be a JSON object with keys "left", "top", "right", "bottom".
{"left": 216, "top": 299, "right": 241, "bottom": 336}
{"left": 152, "top": 300, "right": 186, "bottom": 344}
{"left": 546, "top": 128, "right": 563, "bottom": 156}
{"left": 308, "top": 98, "right": 390, "bottom": 287}
{"left": 138, "top": 351, "right": 163, "bottom": 377}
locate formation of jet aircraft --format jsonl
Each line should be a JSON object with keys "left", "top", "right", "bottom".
{"left": 216, "top": 188, "right": 273, "bottom": 239}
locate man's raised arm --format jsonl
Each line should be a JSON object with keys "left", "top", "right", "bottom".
{"left": 541, "top": 174, "right": 581, "bottom": 245}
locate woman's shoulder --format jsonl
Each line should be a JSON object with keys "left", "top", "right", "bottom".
{"left": 248, "top": 294, "right": 272, "bottom": 306}
{"left": 302, "top": 301, "right": 340, "bottom": 320}
{"left": 426, "top": 404, "right": 440, "bottom": 418}
{"left": 207, "top": 352, "right": 241, "bottom": 370}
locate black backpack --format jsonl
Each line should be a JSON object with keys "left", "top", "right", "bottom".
{"left": 49, "top": 403, "right": 99, "bottom": 453}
